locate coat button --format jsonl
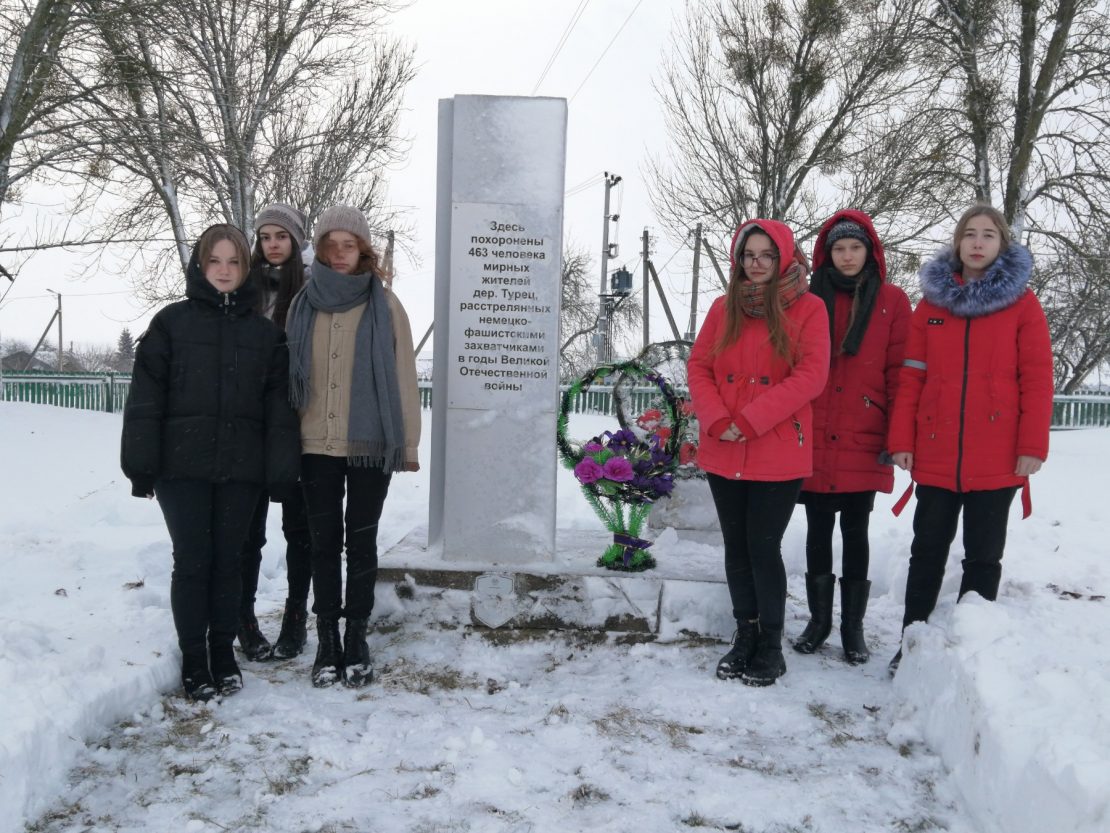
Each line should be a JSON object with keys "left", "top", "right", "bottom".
{"left": 333, "top": 322, "right": 340, "bottom": 329}
{"left": 831, "top": 434, "right": 839, "bottom": 441}
{"left": 329, "top": 413, "right": 336, "bottom": 419}
{"left": 330, "top": 383, "right": 337, "bottom": 389}
{"left": 835, "top": 385, "right": 842, "bottom": 392}
{"left": 326, "top": 444, "right": 333, "bottom": 450}
{"left": 332, "top": 352, "right": 339, "bottom": 358}
{"left": 735, "top": 472, "right": 742, "bottom": 478}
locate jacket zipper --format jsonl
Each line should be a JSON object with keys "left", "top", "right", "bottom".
{"left": 863, "top": 395, "right": 885, "bottom": 414}
{"left": 955, "top": 318, "right": 971, "bottom": 491}
{"left": 793, "top": 418, "right": 804, "bottom": 447}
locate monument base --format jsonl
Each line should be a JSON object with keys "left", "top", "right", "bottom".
{"left": 375, "top": 526, "right": 732, "bottom": 640}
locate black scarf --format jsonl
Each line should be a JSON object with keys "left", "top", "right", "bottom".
{"left": 809, "top": 261, "right": 881, "bottom": 356}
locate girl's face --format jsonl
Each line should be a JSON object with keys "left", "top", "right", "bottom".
{"left": 321, "top": 231, "right": 361, "bottom": 275}
{"left": 959, "top": 215, "right": 1003, "bottom": 279}
{"left": 830, "top": 238, "right": 867, "bottom": 278}
{"left": 740, "top": 232, "right": 778, "bottom": 285}
{"left": 205, "top": 239, "right": 245, "bottom": 292}
{"left": 258, "top": 224, "right": 293, "bottom": 266}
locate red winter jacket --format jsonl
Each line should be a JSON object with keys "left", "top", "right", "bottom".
{"left": 688, "top": 220, "right": 831, "bottom": 482}
{"left": 801, "top": 210, "right": 912, "bottom": 495}
{"left": 887, "top": 245, "right": 1053, "bottom": 492}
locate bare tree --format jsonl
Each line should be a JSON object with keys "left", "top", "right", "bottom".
{"left": 57, "top": 0, "right": 414, "bottom": 300}
{"left": 648, "top": 0, "right": 954, "bottom": 258}
{"left": 559, "top": 245, "right": 642, "bottom": 381}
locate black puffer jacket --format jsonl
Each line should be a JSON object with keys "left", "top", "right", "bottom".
{"left": 121, "top": 234, "right": 302, "bottom": 497}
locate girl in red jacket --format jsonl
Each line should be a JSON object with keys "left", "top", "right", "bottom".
{"left": 793, "top": 212, "right": 911, "bottom": 665}
{"left": 887, "top": 204, "right": 1053, "bottom": 671}
{"left": 688, "top": 220, "right": 830, "bottom": 687}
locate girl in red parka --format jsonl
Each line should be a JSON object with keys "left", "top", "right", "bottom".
{"left": 688, "top": 219, "right": 830, "bottom": 687}
{"left": 887, "top": 204, "right": 1053, "bottom": 672}
{"left": 793, "top": 211, "right": 911, "bottom": 665}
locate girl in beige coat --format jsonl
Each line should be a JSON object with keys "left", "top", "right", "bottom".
{"left": 286, "top": 205, "right": 421, "bottom": 689}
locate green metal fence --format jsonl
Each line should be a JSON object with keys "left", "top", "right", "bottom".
{"left": 4, "top": 371, "right": 1110, "bottom": 429}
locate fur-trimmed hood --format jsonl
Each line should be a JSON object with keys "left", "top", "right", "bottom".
{"left": 919, "top": 243, "right": 1033, "bottom": 318}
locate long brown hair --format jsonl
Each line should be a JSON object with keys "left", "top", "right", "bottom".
{"left": 952, "top": 204, "right": 1012, "bottom": 265}
{"left": 317, "top": 231, "right": 392, "bottom": 284}
{"left": 250, "top": 243, "right": 305, "bottom": 329}
{"left": 714, "top": 232, "right": 808, "bottom": 365}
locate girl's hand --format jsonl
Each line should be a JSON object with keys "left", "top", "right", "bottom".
{"left": 1015, "top": 455, "right": 1042, "bottom": 477}
{"left": 892, "top": 452, "right": 913, "bottom": 471}
{"left": 402, "top": 461, "right": 421, "bottom": 473}
{"left": 720, "top": 423, "right": 746, "bottom": 442}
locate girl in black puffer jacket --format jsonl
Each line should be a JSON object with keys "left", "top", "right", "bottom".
{"left": 121, "top": 224, "right": 301, "bottom": 701}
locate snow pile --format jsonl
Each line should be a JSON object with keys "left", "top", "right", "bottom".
{"left": 1, "top": 400, "right": 1109, "bottom": 832}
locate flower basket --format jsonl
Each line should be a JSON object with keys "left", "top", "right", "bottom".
{"left": 557, "top": 360, "right": 685, "bottom": 572}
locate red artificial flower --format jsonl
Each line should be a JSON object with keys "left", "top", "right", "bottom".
{"left": 679, "top": 442, "right": 698, "bottom": 465}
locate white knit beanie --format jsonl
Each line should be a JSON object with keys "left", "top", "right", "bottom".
{"left": 313, "top": 205, "right": 371, "bottom": 250}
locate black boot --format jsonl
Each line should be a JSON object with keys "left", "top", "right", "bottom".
{"left": 840, "top": 578, "right": 872, "bottom": 664}
{"left": 342, "top": 617, "right": 373, "bottom": 688}
{"left": 237, "top": 609, "right": 273, "bottom": 662}
{"left": 272, "top": 598, "right": 308, "bottom": 659}
{"left": 311, "top": 617, "right": 343, "bottom": 688}
{"left": 716, "top": 619, "right": 759, "bottom": 680}
{"left": 181, "top": 650, "right": 217, "bottom": 702}
{"left": 888, "top": 648, "right": 903, "bottom": 677}
{"left": 741, "top": 627, "right": 787, "bottom": 687}
{"left": 792, "top": 573, "right": 835, "bottom": 654}
{"left": 210, "top": 641, "right": 243, "bottom": 697}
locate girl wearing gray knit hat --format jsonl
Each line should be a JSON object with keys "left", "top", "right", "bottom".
{"left": 286, "top": 204, "right": 421, "bottom": 689}
{"left": 236, "top": 203, "right": 314, "bottom": 666}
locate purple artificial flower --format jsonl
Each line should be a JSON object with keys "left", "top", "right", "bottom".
{"left": 605, "top": 429, "right": 638, "bottom": 452}
{"left": 583, "top": 441, "right": 604, "bottom": 453}
{"left": 650, "top": 444, "right": 672, "bottom": 466}
{"left": 633, "top": 458, "right": 653, "bottom": 475}
{"left": 574, "top": 458, "right": 604, "bottom": 485}
{"left": 652, "top": 474, "right": 675, "bottom": 496}
{"left": 601, "top": 456, "right": 635, "bottom": 482}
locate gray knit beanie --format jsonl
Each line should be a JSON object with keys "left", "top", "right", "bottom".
{"left": 255, "top": 203, "right": 307, "bottom": 250}
{"left": 314, "top": 205, "right": 371, "bottom": 251}
{"left": 825, "top": 220, "right": 871, "bottom": 250}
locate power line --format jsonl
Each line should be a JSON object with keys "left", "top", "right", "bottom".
{"left": 531, "top": 0, "right": 592, "bottom": 95}
{"left": 569, "top": 0, "right": 644, "bottom": 103}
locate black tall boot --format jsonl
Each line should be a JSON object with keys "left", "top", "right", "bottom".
{"left": 181, "top": 650, "right": 217, "bottom": 702}
{"left": 237, "top": 608, "right": 273, "bottom": 662}
{"left": 209, "top": 640, "right": 244, "bottom": 696}
{"left": 342, "top": 617, "right": 373, "bottom": 688}
{"left": 716, "top": 619, "right": 759, "bottom": 680}
{"left": 840, "top": 578, "right": 872, "bottom": 665}
{"left": 311, "top": 617, "right": 343, "bottom": 688}
{"left": 272, "top": 598, "right": 308, "bottom": 660}
{"left": 792, "top": 573, "right": 835, "bottom": 654}
{"left": 742, "top": 627, "right": 787, "bottom": 687}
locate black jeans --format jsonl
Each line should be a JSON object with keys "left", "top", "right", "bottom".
{"left": 804, "top": 503, "right": 871, "bottom": 581}
{"left": 240, "top": 487, "right": 312, "bottom": 611}
{"left": 155, "top": 479, "right": 261, "bottom": 656}
{"left": 707, "top": 474, "right": 802, "bottom": 632}
{"left": 301, "top": 454, "right": 392, "bottom": 620}
{"left": 902, "top": 484, "right": 1018, "bottom": 628}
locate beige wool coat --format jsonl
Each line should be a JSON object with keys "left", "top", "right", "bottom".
{"left": 297, "top": 287, "right": 421, "bottom": 466}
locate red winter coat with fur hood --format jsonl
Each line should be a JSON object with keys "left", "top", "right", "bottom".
{"left": 800, "top": 210, "right": 911, "bottom": 495}
{"left": 887, "top": 244, "right": 1053, "bottom": 492}
{"left": 688, "top": 220, "right": 830, "bottom": 482}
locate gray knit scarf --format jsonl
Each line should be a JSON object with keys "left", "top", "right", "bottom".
{"left": 286, "top": 261, "right": 406, "bottom": 472}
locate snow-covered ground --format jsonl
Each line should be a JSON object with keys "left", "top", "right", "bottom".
{"left": 1, "top": 401, "right": 1108, "bottom": 833}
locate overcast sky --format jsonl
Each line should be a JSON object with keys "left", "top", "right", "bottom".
{"left": 0, "top": 0, "right": 705, "bottom": 354}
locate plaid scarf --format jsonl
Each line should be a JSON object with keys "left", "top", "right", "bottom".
{"left": 738, "top": 261, "right": 808, "bottom": 318}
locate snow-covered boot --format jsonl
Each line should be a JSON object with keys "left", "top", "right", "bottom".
{"left": 741, "top": 628, "right": 787, "bottom": 687}
{"left": 237, "top": 609, "right": 273, "bottom": 662}
{"left": 888, "top": 648, "right": 903, "bottom": 677}
{"left": 311, "top": 617, "right": 343, "bottom": 688}
{"left": 839, "top": 578, "right": 872, "bottom": 665}
{"left": 272, "top": 598, "right": 308, "bottom": 659}
{"left": 181, "top": 650, "right": 217, "bottom": 702}
{"left": 210, "top": 642, "right": 243, "bottom": 697}
{"left": 716, "top": 619, "right": 759, "bottom": 680}
{"left": 342, "top": 617, "right": 373, "bottom": 688}
{"left": 792, "top": 573, "right": 835, "bottom": 654}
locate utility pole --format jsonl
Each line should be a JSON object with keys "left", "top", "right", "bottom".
{"left": 47, "top": 289, "right": 62, "bottom": 372}
{"left": 687, "top": 223, "right": 702, "bottom": 341}
{"left": 642, "top": 229, "right": 651, "bottom": 349}
{"left": 596, "top": 172, "right": 621, "bottom": 363}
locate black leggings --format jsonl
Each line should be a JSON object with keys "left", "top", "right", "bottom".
{"left": 155, "top": 479, "right": 261, "bottom": 655}
{"left": 301, "top": 454, "right": 392, "bottom": 620}
{"left": 903, "top": 484, "right": 1017, "bottom": 628}
{"left": 707, "top": 474, "right": 802, "bottom": 631}
{"left": 240, "top": 488, "right": 312, "bottom": 611}
{"left": 804, "top": 504, "right": 871, "bottom": 580}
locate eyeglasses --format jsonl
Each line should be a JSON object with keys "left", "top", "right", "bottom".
{"left": 741, "top": 253, "right": 778, "bottom": 268}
